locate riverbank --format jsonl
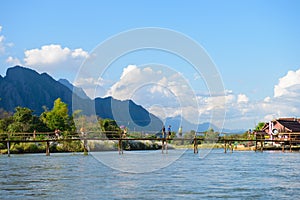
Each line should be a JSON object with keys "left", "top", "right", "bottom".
{"left": 3, "top": 140, "right": 299, "bottom": 155}
{"left": 0, "top": 141, "right": 84, "bottom": 154}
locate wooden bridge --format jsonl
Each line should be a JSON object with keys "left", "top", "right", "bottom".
{"left": 1, "top": 131, "right": 300, "bottom": 156}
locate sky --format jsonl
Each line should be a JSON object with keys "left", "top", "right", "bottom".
{"left": 0, "top": 0, "right": 300, "bottom": 130}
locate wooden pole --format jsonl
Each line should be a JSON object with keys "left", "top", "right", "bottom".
{"left": 224, "top": 141, "right": 227, "bottom": 153}
{"left": 83, "top": 139, "right": 88, "bottom": 155}
{"left": 193, "top": 137, "right": 198, "bottom": 154}
{"left": 289, "top": 133, "right": 292, "bottom": 152}
{"left": 161, "top": 139, "right": 164, "bottom": 154}
{"left": 6, "top": 132, "right": 10, "bottom": 157}
{"left": 7, "top": 141, "right": 10, "bottom": 157}
{"left": 46, "top": 141, "right": 50, "bottom": 156}
{"left": 118, "top": 139, "right": 121, "bottom": 154}
{"left": 165, "top": 138, "right": 168, "bottom": 154}
{"left": 255, "top": 138, "right": 257, "bottom": 152}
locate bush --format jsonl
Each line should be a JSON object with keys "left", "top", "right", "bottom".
{"left": 24, "top": 143, "right": 40, "bottom": 153}
{"left": 0, "top": 142, "right": 6, "bottom": 149}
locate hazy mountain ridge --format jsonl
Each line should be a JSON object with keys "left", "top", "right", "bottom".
{"left": 165, "top": 116, "right": 246, "bottom": 134}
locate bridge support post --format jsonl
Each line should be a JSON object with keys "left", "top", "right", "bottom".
{"left": 118, "top": 139, "right": 123, "bottom": 155}
{"left": 260, "top": 140, "right": 263, "bottom": 152}
{"left": 289, "top": 133, "right": 292, "bottom": 152}
{"left": 166, "top": 139, "right": 168, "bottom": 154}
{"left": 193, "top": 137, "right": 198, "bottom": 154}
{"left": 7, "top": 141, "right": 10, "bottom": 157}
{"left": 46, "top": 141, "right": 50, "bottom": 156}
{"left": 230, "top": 142, "right": 233, "bottom": 153}
{"left": 255, "top": 139, "right": 257, "bottom": 152}
{"left": 83, "top": 139, "right": 88, "bottom": 155}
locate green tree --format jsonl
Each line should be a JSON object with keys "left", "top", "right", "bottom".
{"left": 31, "top": 115, "right": 50, "bottom": 132}
{"left": 7, "top": 107, "right": 34, "bottom": 132}
{"left": 99, "top": 118, "right": 120, "bottom": 139}
{"left": 41, "top": 98, "right": 75, "bottom": 131}
{"left": 0, "top": 117, "right": 13, "bottom": 132}
{"left": 254, "top": 122, "right": 265, "bottom": 131}
{"left": 204, "top": 128, "right": 219, "bottom": 143}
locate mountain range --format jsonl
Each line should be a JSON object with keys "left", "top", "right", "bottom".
{"left": 0, "top": 66, "right": 162, "bottom": 131}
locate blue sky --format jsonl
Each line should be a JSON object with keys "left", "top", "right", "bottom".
{"left": 0, "top": 0, "right": 300, "bottom": 130}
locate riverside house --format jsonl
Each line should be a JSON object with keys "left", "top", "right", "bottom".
{"left": 260, "top": 118, "right": 300, "bottom": 146}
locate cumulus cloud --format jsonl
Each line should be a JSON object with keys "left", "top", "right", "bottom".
{"left": 24, "top": 44, "right": 88, "bottom": 66}
{"left": 106, "top": 64, "right": 201, "bottom": 124}
{"left": 274, "top": 69, "right": 300, "bottom": 98}
{"left": 23, "top": 44, "right": 89, "bottom": 79}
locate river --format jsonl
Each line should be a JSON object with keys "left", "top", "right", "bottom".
{"left": 1, "top": 149, "right": 300, "bottom": 199}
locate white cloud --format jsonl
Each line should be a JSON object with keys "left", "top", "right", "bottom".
{"left": 237, "top": 94, "right": 249, "bottom": 103}
{"left": 0, "top": 25, "right": 14, "bottom": 55}
{"left": 0, "top": 26, "right": 5, "bottom": 54}
{"left": 24, "top": 44, "right": 88, "bottom": 66}
{"left": 106, "top": 64, "right": 202, "bottom": 124}
{"left": 71, "top": 48, "right": 89, "bottom": 58}
{"left": 120, "top": 64, "right": 138, "bottom": 80}
{"left": 274, "top": 69, "right": 300, "bottom": 98}
{"left": 23, "top": 44, "right": 89, "bottom": 79}
{"left": 6, "top": 56, "right": 21, "bottom": 65}
{"left": 264, "top": 96, "right": 271, "bottom": 102}
{"left": 74, "top": 77, "right": 106, "bottom": 98}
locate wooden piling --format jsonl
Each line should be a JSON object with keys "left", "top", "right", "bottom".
{"left": 230, "top": 142, "right": 233, "bottom": 153}
{"left": 161, "top": 139, "right": 164, "bottom": 154}
{"left": 289, "top": 133, "right": 292, "bottom": 152}
{"left": 224, "top": 141, "right": 227, "bottom": 153}
{"left": 118, "top": 139, "right": 123, "bottom": 155}
{"left": 260, "top": 140, "right": 263, "bottom": 152}
{"left": 7, "top": 141, "right": 10, "bottom": 157}
{"left": 193, "top": 137, "right": 198, "bottom": 154}
{"left": 46, "top": 141, "right": 50, "bottom": 156}
{"left": 83, "top": 139, "right": 88, "bottom": 155}
{"left": 255, "top": 139, "right": 257, "bottom": 152}
{"left": 165, "top": 139, "right": 168, "bottom": 154}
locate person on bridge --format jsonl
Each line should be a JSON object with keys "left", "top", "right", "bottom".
{"left": 167, "top": 125, "right": 171, "bottom": 139}
{"left": 118, "top": 128, "right": 127, "bottom": 155}
{"left": 162, "top": 126, "right": 168, "bottom": 154}
{"left": 55, "top": 129, "right": 61, "bottom": 139}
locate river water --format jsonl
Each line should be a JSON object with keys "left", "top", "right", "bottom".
{"left": 1, "top": 149, "right": 300, "bottom": 199}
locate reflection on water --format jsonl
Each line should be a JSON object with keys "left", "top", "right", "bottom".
{"left": 1, "top": 150, "right": 300, "bottom": 199}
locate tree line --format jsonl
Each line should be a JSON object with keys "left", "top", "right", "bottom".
{"left": 0, "top": 98, "right": 124, "bottom": 139}
{"left": 0, "top": 98, "right": 76, "bottom": 133}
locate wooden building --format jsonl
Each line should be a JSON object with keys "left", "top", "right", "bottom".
{"left": 261, "top": 118, "right": 300, "bottom": 145}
